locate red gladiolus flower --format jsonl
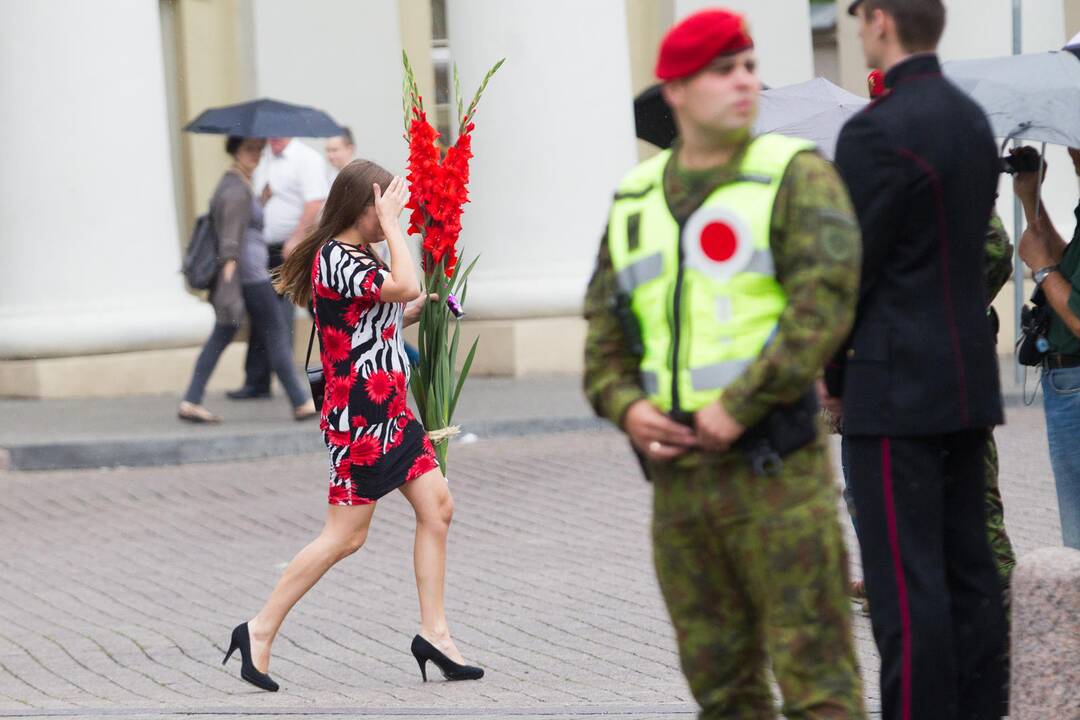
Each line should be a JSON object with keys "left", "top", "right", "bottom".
{"left": 321, "top": 326, "right": 351, "bottom": 363}
{"left": 365, "top": 369, "right": 393, "bottom": 404}
{"left": 349, "top": 434, "right": 381, "bottom": 467}
{"left": 405, "top": 108, "right": 475, "bottom": 279}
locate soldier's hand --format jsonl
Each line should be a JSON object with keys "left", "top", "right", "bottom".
{"left": 694, "top": 401, "right": 745, "bottom": 453}
{"left": 817, "top": 379, "right": 843, "bottom": 429}
{"left": 624, "top": 400, "right": 698, "bottom": 461}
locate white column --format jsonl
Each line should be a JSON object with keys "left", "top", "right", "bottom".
{"left": 676, "top": 0, "right": 815, "bottom": 87}
{"left": 0, "top": 0, "right": 210, "bottom": 359}
{"left": 444, "top": 0, "right": 638, "bottom": 318}
{"left": 251, "top": 0, "right": 408, "bottom": 176}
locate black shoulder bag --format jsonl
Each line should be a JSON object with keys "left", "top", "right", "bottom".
{"left": 305, "top": 322, "right": 325, "bottom": 412}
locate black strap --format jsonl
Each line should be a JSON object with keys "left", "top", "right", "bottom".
{"left": 305, "top": 321, "right": 317, "bottom": 371}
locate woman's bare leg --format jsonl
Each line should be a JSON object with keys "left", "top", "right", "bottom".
{"left": 398, "top": 468, "right": 468, "bottom": 664}
{"left": 246, "top": 503, "right": 377, "bottom": 671}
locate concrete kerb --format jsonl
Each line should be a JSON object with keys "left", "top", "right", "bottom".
{"left": 0, "top": 363, "right": 1029, "bottom": 472}
{"left": 1, "top": 417, "right": 611, "bottom": 472}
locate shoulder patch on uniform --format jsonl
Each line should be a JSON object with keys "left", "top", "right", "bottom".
{"left": 818, "top": 208, "right": 857, "bottom": 261}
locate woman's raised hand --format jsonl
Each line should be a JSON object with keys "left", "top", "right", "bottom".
{"left": 374, "top": 176, "right": 409, "bottom": 225}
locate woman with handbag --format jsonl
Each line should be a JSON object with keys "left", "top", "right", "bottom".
{"left": 179, "top": 136, "right": 316, "bottom": 423}
{"left": 221, "top": 159, "right": 482, "bottom": 691}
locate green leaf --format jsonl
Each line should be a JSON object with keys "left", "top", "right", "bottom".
{"left": 449, "top": 318, "right": 461, "bottom": 371}
{"left": 452, "top": 254, "right": 480, "bottom": 294}
{"left": 454, "top": 63, "right": 464, "bottom": 129}
{"left": 450, "top": 338, "right": 479, "bottom": 419}
{"left": 458, "top": 278, "right": 470, "bottom": 307}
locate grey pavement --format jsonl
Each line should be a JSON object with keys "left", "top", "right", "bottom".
{"left": 0, "top": 395, "right": 1066, "bottom": 719}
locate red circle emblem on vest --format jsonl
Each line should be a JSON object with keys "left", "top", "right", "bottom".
{"left": 682, "top": 205, "right": 755, "bottom": 282}
{"left": 700, "top": 222, "right": 738, "bottom": 262}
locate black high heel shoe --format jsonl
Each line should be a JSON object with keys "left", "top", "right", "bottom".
{"left": 223, "top": 623, "right": 279, "bottom": 692}
{"left": 410, "top": 634, "right": 484, "bottom": 682}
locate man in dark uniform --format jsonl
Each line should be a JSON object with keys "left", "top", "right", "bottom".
{"left": 824, "top": 2, "right": 1007, "bottom": 718}
{"left": 585, "top": 8, "right": 865, "bottom": 718}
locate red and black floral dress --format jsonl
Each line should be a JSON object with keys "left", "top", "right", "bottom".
{"left": 312, "top": 239, "right": 438, "bottom": 505}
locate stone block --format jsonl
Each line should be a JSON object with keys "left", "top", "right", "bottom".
{"left": 1009, "top": 546, "right": 1080, "bottom": 719}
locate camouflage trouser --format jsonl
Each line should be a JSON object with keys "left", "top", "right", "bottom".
{"left": 983, "top": 434, "right": 1016, "bottom": 585}
{"left": 649, "top": 437, "right": 865, "bottom": 720}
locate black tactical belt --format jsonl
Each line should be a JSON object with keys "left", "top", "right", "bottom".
{"left": 1045, "top": 353, "right": 1080, "bottom": 369}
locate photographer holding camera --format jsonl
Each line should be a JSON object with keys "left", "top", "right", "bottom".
{"left": 1013, "top": 145, "right": 1080, "bottom": 550}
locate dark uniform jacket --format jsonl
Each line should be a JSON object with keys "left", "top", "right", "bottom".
{"left": 826, "top": 54, "right": 1004, "bottom": 436}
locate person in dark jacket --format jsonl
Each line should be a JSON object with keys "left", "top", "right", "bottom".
{"left": 179, "top": 136, "right": 316, "bottom": 423}
{"left": 823, "top": 2, "right": 1007, "bottom": 718}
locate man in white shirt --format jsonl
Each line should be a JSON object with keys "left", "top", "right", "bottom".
{"left": 230, "top": 137, "right": 328, "bottom": 399}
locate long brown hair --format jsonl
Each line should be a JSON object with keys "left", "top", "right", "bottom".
{"left": 274, "top": 158, "right": 394, "bottom": 306}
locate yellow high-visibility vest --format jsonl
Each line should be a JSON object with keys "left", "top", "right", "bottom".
{"left": 607, "top": 133, "right": 814, "bottom": 413}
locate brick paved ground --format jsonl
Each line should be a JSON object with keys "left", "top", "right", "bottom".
{"left": 0, "top": 402, "right": 1061, "bottom": 719}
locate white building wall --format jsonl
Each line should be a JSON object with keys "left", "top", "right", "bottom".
{"left": 675, "top": 0, "right": 816, "bottom": 87}
{"left": 0, "top": 0, "right": 210, "bottom": 359}
{"left": 251, "top": 0, "right": 408, "bottom": 175}
{"left": 443, "top": 0, "right": 639, "bottom": 319}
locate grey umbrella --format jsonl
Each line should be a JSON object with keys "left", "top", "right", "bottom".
{"left": 942, "top": 51, "right": 1080, "bottom": 147}
{"left": 753, "top": 77, "right": 868, "bottom": 160}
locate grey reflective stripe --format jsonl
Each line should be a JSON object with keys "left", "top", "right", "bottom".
{"left": 641, "top": 370, "right": 660, "bottom": 396}
{"left": 745, "top": 249, "right": 775, "bottom": 276}
{"left": 715, "top": 297, "right": 733, "bottom": 323}
{"left": 690, "top": 359, "right": 753, "bottom": 391}
{"left": 615, "top": 252, "right": 664, "bottom": 293}
{"left": 736, "top": 173, "right": 773, "bottom": 185}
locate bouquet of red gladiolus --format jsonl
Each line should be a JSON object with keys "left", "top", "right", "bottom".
{"left": 402, "top": 51, "right": 502, "bottom": 473}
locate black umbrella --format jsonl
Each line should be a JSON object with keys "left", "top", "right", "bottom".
{"left": 184, "top": 98, "right": 343, "bottom": 138}
{"left": 634, "top": 84, "right": 677, "bottom": 149}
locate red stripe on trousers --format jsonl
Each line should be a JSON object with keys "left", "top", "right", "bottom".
{"left": 881, "top": 438, "right": 912, "bottom": 720}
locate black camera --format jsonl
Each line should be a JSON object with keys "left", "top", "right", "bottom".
{"left": 1017, "top": 289, "right": 1050, "bottom": 366}
{"left": 1001, "top": 152, "right": 1042, "bottom": 175}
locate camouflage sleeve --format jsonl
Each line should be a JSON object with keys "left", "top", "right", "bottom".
{"left": 583, "top": 232, "right": 647, "bottom": 427}
{"left": 984, "top": 212, "right": 1014, "bottom": 303}
{"left": 720, "top": 151, "right": 862, "bottom": 429}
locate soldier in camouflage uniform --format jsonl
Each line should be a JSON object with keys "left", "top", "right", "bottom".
{"left": 983, "top": 213, "right": 1018, "bottom": 585}
{"left": 584, "top": 10, "right": 864, "bottom": 719}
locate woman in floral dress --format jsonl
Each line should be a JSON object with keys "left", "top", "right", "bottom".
{"left": 221, "top": 160, "right": 482, "bottom": 692}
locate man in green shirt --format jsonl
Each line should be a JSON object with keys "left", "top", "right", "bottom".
{"left": 1013, "top": 145, "right": 1080, "bottom": 549}
{"left": 584, "top": 9, "right": 864, "bottom": 718}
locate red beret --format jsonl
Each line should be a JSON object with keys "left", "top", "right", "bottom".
{"left": 655, "top": 9, "right": 754, "bottom": 81}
